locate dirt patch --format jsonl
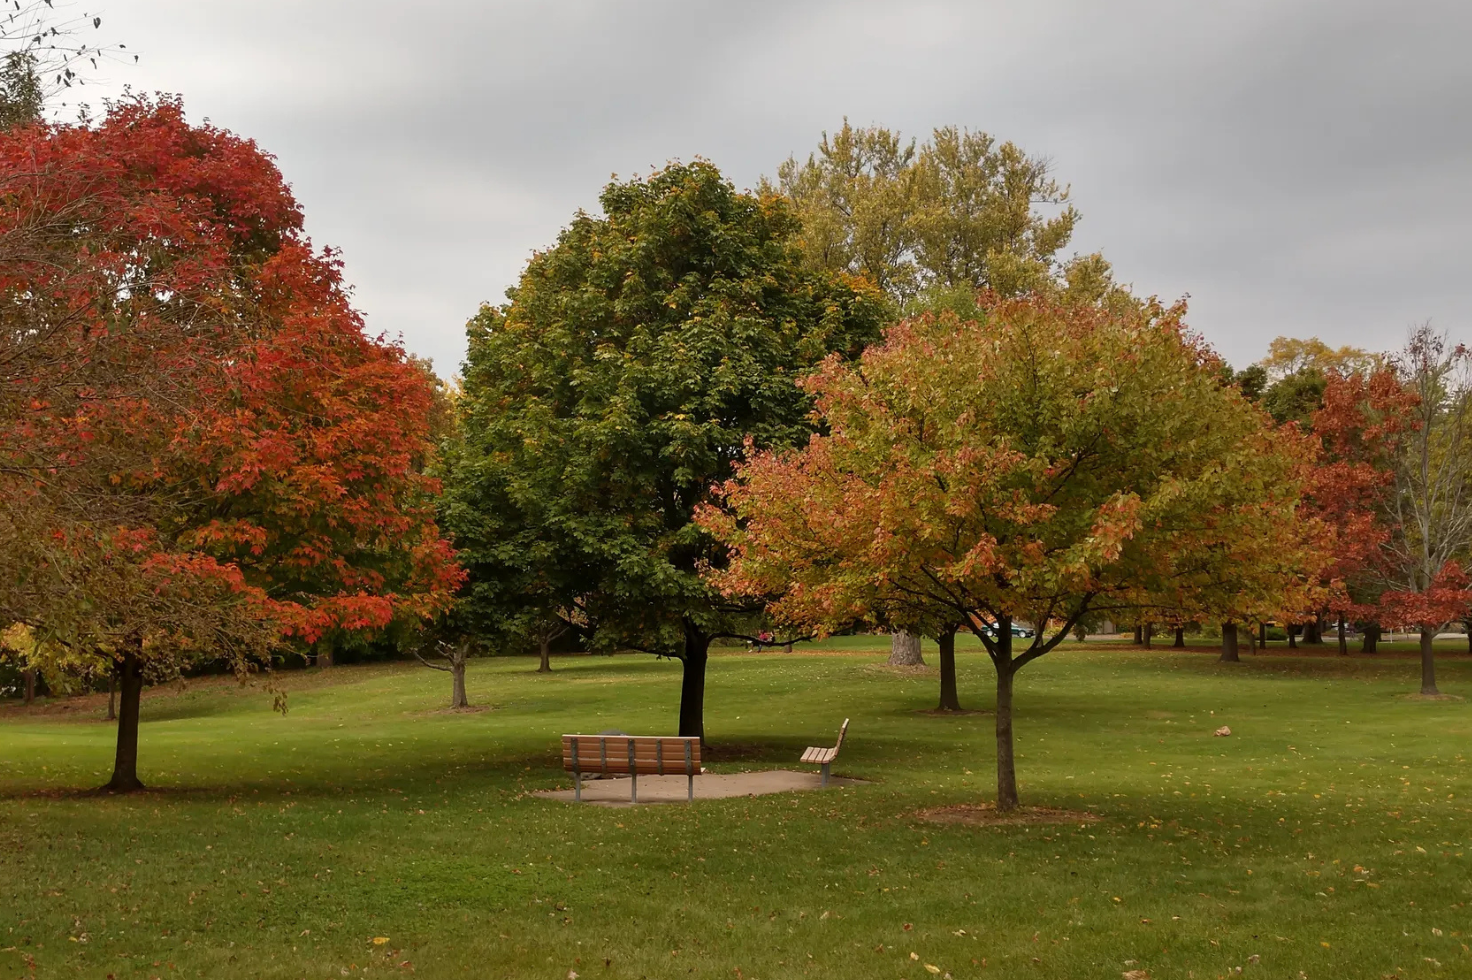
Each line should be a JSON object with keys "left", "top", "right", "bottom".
{"left": 425, "top": 704, "right": 497, "bottom": 715}
{"left": 536, "top": 769, "right": 868, "bottom": 806}
{"left": 916, "top": 803, "right": 1100, "bottom": 827}
{"left": 1397, "top": 692, "right": 1465, "bottom": 702}
{"left": 914, "top": 708, "right": 991, "bottom": 717}
{"left": 861, "top": 663, "right": 936, "bottom": 677}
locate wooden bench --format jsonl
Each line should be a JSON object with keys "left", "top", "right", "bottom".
{"left": 800, "top": 718, "right": 849, "bottom": 786}
{"left": 561, "top": 734, "right": 702, "bottom": 803}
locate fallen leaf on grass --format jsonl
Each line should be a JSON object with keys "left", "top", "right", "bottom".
{"left": 371, "top": 937, "right": 390, "bottom": 945}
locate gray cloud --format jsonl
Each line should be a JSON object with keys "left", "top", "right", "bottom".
{"left": 80, "top": 0, "right": 1472, "bottom": 373}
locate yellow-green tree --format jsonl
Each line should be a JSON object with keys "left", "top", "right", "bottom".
{"left": 771, "top": 120, "right": 1117, "bottom": 308}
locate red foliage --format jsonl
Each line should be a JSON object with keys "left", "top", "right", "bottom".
{"left": 1, "top": 97, "right": 460, "bottom": 653}
{"left": 1303, "top": 368, "right": 1417, "bottom": 621}
{"left": 1381, "top": 562, "right": 1472, "bottom": 629}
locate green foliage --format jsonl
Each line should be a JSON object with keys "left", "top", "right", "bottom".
{"left": 1226, "top": 362, "right": 1269, "bottom": 402}
{"left": 0, "top": 52, "right": 41, "bottom": 130}
{"left": 1262, "top": 367, "right": 1328, "bottom": 426}
{"left": 444, "top": 161, "right": 888, "bottom": 660}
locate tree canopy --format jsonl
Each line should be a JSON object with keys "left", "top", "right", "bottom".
{"left": 1374, "top": 327, "right": 1472, "bottom": 693}
{"left": 0, "top": 97, "right": 461, "bottom": 789}
{"left": 704, "top": 295, "right": 1320, "bottom": 807}
{"left": 442, "top": 160, "right": 887, "bottom": 739}
{"left": 772, "top": 120, "right": 1119, "bottom": 309}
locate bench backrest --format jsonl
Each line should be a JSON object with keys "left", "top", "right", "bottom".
{"left": 834, "top": 718, "right": 849, "bottom": 753}
{"left": 561, "top": 735, "right": 701, "bottom": 776}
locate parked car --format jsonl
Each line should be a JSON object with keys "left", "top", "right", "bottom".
{"left": 977, "top": 622, "right": 1035, "bottom": 639}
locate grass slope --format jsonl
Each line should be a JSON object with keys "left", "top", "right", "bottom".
{"left": 2, "top": 641, "right": 1470, "bottom": 979}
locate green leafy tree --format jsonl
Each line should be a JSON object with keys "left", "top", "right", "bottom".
{"left": 1262, "top": 368, "right": 1329, "bottom": 427}
{"left": 437, "top": 340, "right": 592, "bottom": 674}
{"left": 0, "top": 52, "right": 42, "bottom": 129}
{"left": 445, "top": 161, "right": 887, "bottom": 739}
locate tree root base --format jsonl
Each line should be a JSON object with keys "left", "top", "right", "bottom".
{"left": 916, "top": 803, "right": 1099, "bottom": 827}
{"left": 914, "top": 708, "right": 991, "bottom": 717}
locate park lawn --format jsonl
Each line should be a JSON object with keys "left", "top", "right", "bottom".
{"left": 2, "top": 644, "right": 1471, "bottom": 980}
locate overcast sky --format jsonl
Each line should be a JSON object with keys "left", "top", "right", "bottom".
{"left": 76, "top": 0, "right": 1472, "bottom": 375}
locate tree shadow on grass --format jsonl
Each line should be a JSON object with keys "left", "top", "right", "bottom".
{"left": 0, "top": 748, "right": 577, "bottom": 804}
{"left": 0, "top": 733, "right": 845, "bottom": 802}
{"left": 701, "top": 736, "right": 807, "bottom": 766}
{"left": 1132, "top": 651, "right": 1472, "bottom": 684}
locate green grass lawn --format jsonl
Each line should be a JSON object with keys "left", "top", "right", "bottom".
{"left": 3, "top": 641, "right": 1471, "bottom": 979}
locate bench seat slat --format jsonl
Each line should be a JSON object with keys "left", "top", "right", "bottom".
{"left": 561, "top": 735, "right": 701, "bottom": 776}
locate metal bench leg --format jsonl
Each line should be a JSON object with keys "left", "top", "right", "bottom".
{"left": 574, "top": 770, "right": 582, "bottom": 802}
{"left": 631, "top": 771, "right": 637, "bottom": 804}
{"left": 687, "top": 772, "right": 694, "bottom": 802}
{"left": 820, "top": 762, "right": 830, "bottom": 787}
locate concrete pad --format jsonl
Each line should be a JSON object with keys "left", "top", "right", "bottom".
{"left": 535, "top": 769, "right": 865, "bottom": 806}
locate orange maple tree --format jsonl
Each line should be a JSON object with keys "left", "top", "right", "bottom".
{"left": 703, "top": 296, "right": 1320, "bottom": 810}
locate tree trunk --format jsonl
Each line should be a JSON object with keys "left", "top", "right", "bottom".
{"left": 23, "top": 668, "right": 35, "bottom": 705}
{"left": 1361, "top": 623, "right": 1379, "bottom": 653}
{"left": 993, "top": 622, "right": 1019, "bottom": 811}
{"left": 1287, "top": 624, "right": 1298, "bottom": 649}
{"left": 538, "top": 635, "right": 552, "bottom": 673}
{"left": 1464, "top": 619, "right": 1471, "bottom": 654}
{"left": 1337, "top": 614, "right": 1348, "bottom": 656}
{"left": 318, "top": 646, "right": 334, "bottom": 668}
{"left": 1143, "top": 624, "right": 1153, "bottom": 648}
{"left": 1132, "top": 625, "right": 1143, "bottom": 645}
{"left": 1419, "top": 627, "right": 1439, "bottom": 696}
{"left": 1172, "top": 627, "right": 1185, "bottom": 648}
{"left": 104, "top": 648, "right": 145, "bottom": 793}
{"left": 106, "top": 669, "right": 117, "bottom": 722}
{"left": 1258, "top": 622, "right": 1267, "bottom": 649}
{"left": 678, "top": 621, "right": 709, "bottom": 742}
{"left": 888, "top": 631, "right": 924, "bottom": 666}
{"left": 936, "top": 627, "right": 961, "bottom": 711}
{"left": 450, "top": 657, "right": 468, "bottom": 708}
{"left": 1304, "top": 619, "right": 1322, "bottom": 645}
{"left": 1219, "top": 622, "right": 1240, "bottom": 663}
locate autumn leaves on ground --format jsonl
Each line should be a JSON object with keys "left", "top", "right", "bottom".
{"left": 4, "top": 641, "right": 1471, "bottom": 980}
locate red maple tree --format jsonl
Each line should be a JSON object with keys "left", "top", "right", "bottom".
{"left": 1303, "top": 366, "right": 1417, "bottom": 650}
{"left": 0, "top": 97, "right": 460, "bottom": 790}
